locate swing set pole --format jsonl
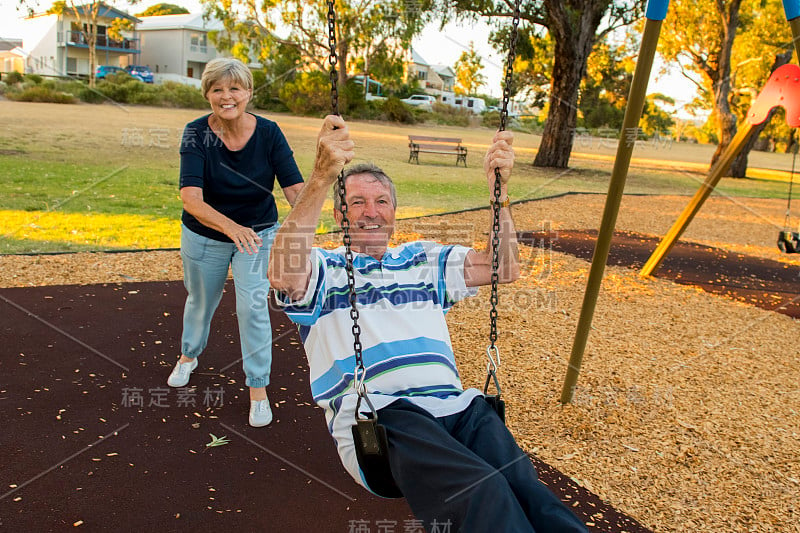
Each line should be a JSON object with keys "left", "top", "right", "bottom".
{"left": 560, "top": 0, "right": 670, "bottom": 404}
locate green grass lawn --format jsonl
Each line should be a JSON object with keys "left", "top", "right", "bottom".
{"left": 0, "top": 100, "right": 795, "bottom": 254}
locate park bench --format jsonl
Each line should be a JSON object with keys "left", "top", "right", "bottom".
{"left": 408, "top": 135, "right": 467, "bottom": 167}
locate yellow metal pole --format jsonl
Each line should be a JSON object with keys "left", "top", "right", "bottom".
{"left": 559, "top": 15, "right": 665, "bottom": 404}
{"left": 639, "top": 124, "right": 755, "bottom": 277}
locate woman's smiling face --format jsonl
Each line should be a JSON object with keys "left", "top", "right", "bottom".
{"left": 206, "top": 78, "right": 251, "bottom": 121}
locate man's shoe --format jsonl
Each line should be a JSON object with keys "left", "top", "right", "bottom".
{"left": 167, "top": 358, "right": 198, "bottom": 387}
{"left": 249, "top": 398, "right": 273, "bottom": 427}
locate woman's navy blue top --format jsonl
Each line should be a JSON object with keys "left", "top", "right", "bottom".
{"left": 179, "top": 113, "right": 303, "bottom": 242}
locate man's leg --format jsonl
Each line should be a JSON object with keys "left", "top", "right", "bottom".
{"left": 447, "top": 398, "right": 588, "bottom": 533}
{"left": 377, "top": 400, "right": 535, "bottom": 533}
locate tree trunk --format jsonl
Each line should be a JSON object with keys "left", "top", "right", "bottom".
{"left": 533, "top": 0, "right": 607, "bottom": 168}
{"left": 728, "top": 49, "right": 793, "bottom": 177}
{"left": 708, "top": 0, "right": 742, "bottom": 171}
{"left": 337, "top": 35, "right": 348, "bottom": 91}
{"left": 533, "top": 46, "right": 583, "bottom": 167}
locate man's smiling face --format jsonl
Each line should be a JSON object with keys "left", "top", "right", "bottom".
{"left": 334, "top": 173, "right": 396, "bottom": 259}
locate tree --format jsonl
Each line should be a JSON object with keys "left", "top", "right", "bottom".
{"left": 578, "top": 37, "right": 635, "bottom": 130}
{"left": 659, "top": 0, "right": 745, "bottom": 175}
{"left": 658, "top": 0, "right": 792, "bottom": 176}
{"left": 136, "top": 3, "right": 188, "bottom": 16}
{"left": 445, "top": 0, "right": 644, "bottom": 168}
{"left": 453, "top": 41, "right": 486, "bottom": 95}
{"left": 203, "top": 0, "right": 432, "bottom": 95}
{"left": 35, "top": 1, "right": 140, "bottom": 87}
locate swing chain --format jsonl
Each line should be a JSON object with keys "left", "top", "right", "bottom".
{"left": 785, "top": 130, "right": 797, "bottom": 230}
{"left": 498, "top": 5, "right": 521, "bottom": 134}
{"left": 327, "top": 0, "right": 367, "bottom": 400}
{"left": 486, "top": 0, "right": 520, "bottom": 394}
{"left": 327, "top": 0, "right": 339, "bottom": 116}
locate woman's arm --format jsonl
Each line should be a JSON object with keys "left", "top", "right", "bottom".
{"left": 180, "top": 186, "right": 263, "bottom": 255}
{"left": 281, "top": 182, "right": 305, "bottom": 207}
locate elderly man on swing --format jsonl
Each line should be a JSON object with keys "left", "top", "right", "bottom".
{"left": 268, "top": 115, "right": 586, "bottom": 533}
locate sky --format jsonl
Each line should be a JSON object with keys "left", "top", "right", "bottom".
{"left": 0, "top": 0, "right": 698, "bottom": 114}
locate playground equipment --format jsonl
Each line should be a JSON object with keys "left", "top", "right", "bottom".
{"left": 641, "top": 63, "right": 800, "bottom": 273}
{"left": 325, "top": 0, "right": 521, "bottom": 498}
{"left": 561, "top": 0, "right": 800, "bottom": 403}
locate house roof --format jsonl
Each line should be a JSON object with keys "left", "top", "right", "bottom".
{"left": 410, "top": 49, "right": 428, "bottom": 66}
{"left": 0, "top": 39, "right": 23, "bottom": 52}
{"left": 26, "top": 2, "right": 140, "bottom": 23}
{"left": 431, "top": 64, "right": 455, "bottom": 79}
{"left": 137, "top": 13, "right": 223, "bottom": 32}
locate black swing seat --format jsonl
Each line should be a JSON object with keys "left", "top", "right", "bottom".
{"left": 352, "top": 417, "right": 403, "bottom": 498}
{"left": 352, "top": 396, "right": 506, "bottom": 499}
{"left": 777, "top": 231, "right": 800, "bottom": 253}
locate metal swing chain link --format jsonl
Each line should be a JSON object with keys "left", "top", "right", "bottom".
{"left": 785, "top": 130, "right": 797, "bottom": 230}
{"left": 327, "top": 1, "right": 367, "bottom": 398}
{"left": 486, "top": 1, "right": 521, "bottom": 391}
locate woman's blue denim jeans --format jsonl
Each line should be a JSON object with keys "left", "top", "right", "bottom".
{"left": 180, "top": 224, "right": 277, "bottom": 388}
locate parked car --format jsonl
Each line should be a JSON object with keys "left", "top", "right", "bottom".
{"left": 125, "top": 65, "right": 154, "bottom": 83}
{"left": 95, "top": 65, "right": 125, "bottom": 79}
{"left": 401, "top": 94, "right": 437, "bottom": 110}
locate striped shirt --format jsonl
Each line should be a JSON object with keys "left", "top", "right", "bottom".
{"left": 277, "top": 241, "right": 481, "bottom": 490}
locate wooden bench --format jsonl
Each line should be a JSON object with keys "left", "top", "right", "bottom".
{"left": 408, "top": 135, "right": 467, "bottom": 167}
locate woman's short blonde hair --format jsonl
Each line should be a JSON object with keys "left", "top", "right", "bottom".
{"left": 201, "top": 58, "right": 253, "bottom": 99}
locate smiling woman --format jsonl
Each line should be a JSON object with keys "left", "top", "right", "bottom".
{"left": 170, "top": 57, "right": 306, "bottom": 427}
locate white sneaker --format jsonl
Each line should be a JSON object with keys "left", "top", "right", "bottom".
{"left": 167, "top": 358, "right": 198, "bottom": 387}
{"left": 249, "top": 398, "right": 273, "bottom": 427}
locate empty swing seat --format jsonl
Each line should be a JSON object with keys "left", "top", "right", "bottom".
{"left": 777, "top": 230, "right": 800, "bottom": 253}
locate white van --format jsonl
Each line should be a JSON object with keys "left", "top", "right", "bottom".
{"left": 401, "top": 94, "right": 437, "bottom": 110}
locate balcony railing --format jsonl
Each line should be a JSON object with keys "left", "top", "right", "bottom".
{"left": 64, "top": 30, "right": 139, "bottom": 50}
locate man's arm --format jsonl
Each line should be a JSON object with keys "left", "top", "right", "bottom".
{"left": 464, "top": 131, "right": 520, "bottom": 287}
{"left": 268, "top": 115, "right": 354, "bottom": 300}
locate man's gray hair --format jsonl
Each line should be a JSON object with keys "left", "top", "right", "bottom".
{"left": 333, "top": 162, "right": 397, "bottom": 212}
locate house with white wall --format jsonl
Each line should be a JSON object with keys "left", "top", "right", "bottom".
{"left": 0, "top": 39, "right": 26, "bottom": 73}
{"left": 407, "top": 49, "right": 456, "bottom": 100}
{"left": 20, "top": 3, "right": 141, "bottom": 77}
{"left": 136, "top": 13, "right": 224, "bottom": 87}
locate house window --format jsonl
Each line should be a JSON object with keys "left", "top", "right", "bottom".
{"left": 416, "top": 70, "right": 427, "bottom": 81}
{"left": 67, "top": 57, "right": 77, "bottom": 73}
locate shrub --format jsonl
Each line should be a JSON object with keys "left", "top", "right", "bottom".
{"left": 251, "top": 69, "right": 291, "bottom": 111}
{"left": 279, "top": 71, "right": 330, "bottom": 115}
{"left": 3, "top": 71, "right": 24, "bottom": 84}
{"left": 482, "top": 110, "right": 501, "bottom": 129}
{"left": 6, "top": 85, "right": 76, "bottom": 104}
{"left": 158, "top": 81, "right": 206, "bottom": 108}
{"left": 429, "top": 102, "right": 471, "bottom": 127}
{"left": 25, "top": 73, "right": 43, "bottom": 85}
{"left": 95, "top": 77, "right": 144, "bottom": 103}
{"left": 130, "top": 84, "right": 164, "bottom": 106}
{"left": 381, "top": 97, "right": 415, "bottom": 124}
{"left": 78, "top": 86, "right": 105, "bottom": 103}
